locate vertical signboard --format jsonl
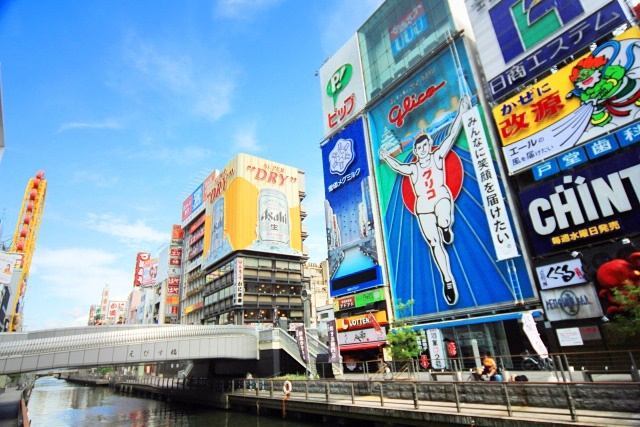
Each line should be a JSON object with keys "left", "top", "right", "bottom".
{"left": 234, "top": 257, "right": 244, "bottom": 306}
{"left": 132, "top": 252, "right": 151, "bottom": 287}
{"left": 0, "top": 253, "right": 20, "bottom": 332}
{"left": 369, "top": 38, "right": 533, "bottom": 319}
{"left": 466, "top": 0, "right": 629, "bottom": 101}
{"left": 142, "top": 258, "right": 158, "bottom": 286}
{"left": 319, "top": 34, "right": 366, "bottom": 136}
{"left": 322, "top": 118, "right": 382, "bottom": 297}
{"left": 202, "top": 154, "right": 303, "bottom": 267}
{"left": 295, "top": 325, "right": 310, "bottom": 364}
{"left": 327, "top": 319, "right": 340, "bottom": 363}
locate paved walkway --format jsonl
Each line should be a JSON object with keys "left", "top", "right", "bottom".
{"left": 0, "top": 388, "right": 21, "bottom": 427}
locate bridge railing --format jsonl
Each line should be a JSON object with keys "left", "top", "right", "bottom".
{"left": 0, "top": 325, "right": 258, "bottom": 358}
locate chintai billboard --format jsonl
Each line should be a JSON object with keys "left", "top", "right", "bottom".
{"left": 368, "top": 37, "right": 534, "bottom": 321}
{"left": 322, "top": 118, "right": 383, "bottom": 297}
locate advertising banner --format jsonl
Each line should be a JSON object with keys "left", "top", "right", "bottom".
{"left": 202, "top": 154, "right": 303, "bottom": 267}
{"left": 518, "top": 147, "right": 640, "bottom": 256}
{"left": 132, "top": 252, "right": 150, "bottom": 287}
{"left": 462, "top": 106, "right": 519, "bottom": 260}
{"left": 338, "top": 327, "right": 387, "bottom": 346}
{"left": 522, "top": 312, "right": 549, "bottom": 358}
{"left": 181, "top": 183, "right": 204, "bottom": 225}
{"left": 369, "top": 38, "right": 533, "bottom": 319}
{"left": 541, "top": 283, "right": 603, "bottom": 321}
{"left": 333, "top": 287, "right": 385, "bottom": 312}
{"left": 466, "top": 0, "right": 628, "bottom": 101}
{"left": 142, "top": 258, "right": 158, "bottom": 286}
{"left": 494, "top": 26, "right": 640, "bottom": 174}
{"left": 336, "top": 310, "right": 388, "bottom": 332}
{"left": 357, "top": 0, "right": 455, "bottom": 100}
{"left": 0, "top": 252, "right": 18, "bottom": 285}
{"left": 171, "top": 224, "right": 184, "bottom": 241}
{"left": 426, "top": 328, "right": 445, "bottom": 370}
{"left": 322, "top": 118, "right": 382, "bottom": 297}
{"left": 536, "top": 258, "right": 587, "bottom": 290}
{"left": 107, "top": 301, "right": 126, "bottom": 320}
{"left": 234, "top": 258, "right": 244, "bottom": 306}
{"left": 326, "top": 319, "right": 340, "bottom": 363}
{"left": 295, "top": 325, "right": 310, "bottom": 364}
{"left": 319, "top": 34, "right": 366, "bottom": 136}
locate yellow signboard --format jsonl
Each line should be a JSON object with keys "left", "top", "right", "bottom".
{"left": 492, "top": 27, "right": 640, "bottom": 174}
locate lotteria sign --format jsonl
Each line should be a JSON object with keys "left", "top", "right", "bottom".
{"left": 519, "top": 147, "right": 640, "bottom": 256}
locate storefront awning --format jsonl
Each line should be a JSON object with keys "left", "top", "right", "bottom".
{"left": 408, "top": 310, "right": 543, "bottom": 332}
{"left": 339, "top": 341, "right": 385, "bottom": 352}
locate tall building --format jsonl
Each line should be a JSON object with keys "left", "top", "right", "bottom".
{"left": 319, "top": 0, "right": 640, "bottom": 365}
{"left": 179, "top": 153, "right": 308, "bottom": 328}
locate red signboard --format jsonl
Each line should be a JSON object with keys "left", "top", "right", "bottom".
{"left": 133, "top": 252, "right": 150, "bottom": 287}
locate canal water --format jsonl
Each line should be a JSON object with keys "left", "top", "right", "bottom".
{"left": 27, "top": 376, "right": 325, "bottom": 427}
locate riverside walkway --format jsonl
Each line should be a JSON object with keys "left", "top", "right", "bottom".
{"left": 105, "top": 372, "right": 640, "bottom": 427}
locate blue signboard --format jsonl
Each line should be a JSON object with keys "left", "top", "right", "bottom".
{"left": 533, "top": 159, "right": 560, "bottom": 181}
{"left": 488, "top": 1, "right": 628, "bottom": 101}
{"left": 519, "top": 147, "right": 640, "bottom": 256}
{"left": 322, "top": 118, "right": 382, "bottom": 297}
{"left": 584, "top": 135, "right": 619, "bottom": 160}
{"left": 368, "top": 38, "right": 533, "bottom": 319}
{"left": 615, "top": 121, "right": 640, "bottom": 147}
{"left": 558, "top": 147, "right": 588, "bottom": 171}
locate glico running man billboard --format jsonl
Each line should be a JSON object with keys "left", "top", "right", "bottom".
{"left": 201, "top": 153, "right": 303, "bottom": 267}
{"left": 322, "top": 118, "right": 383, "bottom": 297}
{"left": 368, "top": 37, "right": 534, "bottom": 320}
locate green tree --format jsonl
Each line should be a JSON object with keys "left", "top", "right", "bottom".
{"left": 387, "top": 326, "right": 420, "bottom": 360}
{"left": 605, "top": 284, "right": 640, "bottom": 340}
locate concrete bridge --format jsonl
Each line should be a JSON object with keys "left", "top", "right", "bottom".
{"left": 0, "top": 325, "right": 330, "bottom": 376}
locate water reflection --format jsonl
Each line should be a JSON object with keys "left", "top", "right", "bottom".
{"left": 28, "top": 377, "right": 323, "bottom": 427}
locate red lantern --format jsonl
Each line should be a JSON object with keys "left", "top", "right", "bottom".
{"left": 20, "top": 226, "right": 28, "bottom": 238}
{"left": 26, "top": 202, "right": 34, "bottom": 212}
{"left": 29, "top": 190, "right": 37, "bottom": 200}
{"left": 23, "top": 215, "right": 31, "bottom": 225}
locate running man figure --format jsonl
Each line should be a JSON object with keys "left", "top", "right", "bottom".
{"left": 379, "top": 95, "right": 471, "bottom": 305}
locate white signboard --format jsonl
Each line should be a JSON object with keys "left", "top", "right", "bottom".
{"left": 319, "top": 33, "right": 366, "bottom": 137}
{"left": 0, "top": 252, "right": 19, "bottom": 285}
{"left": 521, "top": 312, "right": 548, "bottom": 358}
{"left": 427, "top": 328, "right": 446, "bottom": 370}
{"left": 234, "top": 257, "right": 244, "bottom": 306}
{"left": 338, "top": 327, "right": 387, "bottom": 346}
{"left": 541, "top": 283, "right": 603, "bottom": 321}
{"left": 556, "top": 327, "right": 584, "bottom": 346}
{"left": 536, "top": 258, "right": 587, "bottom": 290}
{"left": 462, "top": 106, "right": 518, "bottom": 260}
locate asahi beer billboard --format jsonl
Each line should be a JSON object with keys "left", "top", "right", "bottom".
{"left": 202, "top": 153, "right": 303, "bottom": 267}
{"left": 322, "top": 118, "right": 383, "bottom": 297}
{"left": 493, "top": 26, "right": 640, "bottom": 175}
{"left": 466, "top": 0, "right": 629, "bottom": 101}
{"left": 369, "top": 37, "right": 534, "bottom": 320}
{"left": 319, "top": 34, "right": 366, "bottom": 137}
{"left": 518, "top": 147, "right": 640, "bottom": 256}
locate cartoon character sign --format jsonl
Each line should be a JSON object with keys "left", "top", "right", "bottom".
{"left": 567, "top": 38, "right": 640, "bottom": 127}
{"left": 494, "top": 26, "right": 640, "bottom": 174}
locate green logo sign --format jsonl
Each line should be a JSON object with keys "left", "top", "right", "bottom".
{"left": 326, "top": 64, "right": 352, "bottom": 107}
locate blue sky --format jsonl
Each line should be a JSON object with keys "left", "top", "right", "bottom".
{"left": 0, "top": 0, "right": 383, "bottom": 331}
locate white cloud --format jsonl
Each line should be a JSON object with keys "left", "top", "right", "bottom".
{"left": 24, "top": 247, "right": 134, "bottom": 330}
{"left": 57, "top": 119, "right": 122, "bottom": 133}
{"left": 71, "top": 170, "right": 120, "bottom": 188}
{"left": 214, "top": 0, "right": 282, "bottom": 19}
{"left": 319, "top": 0, "right": 384, "bottom": 55}
{"left": 85, "top": 213, "right": 169, "bottom": 244}
{"left": 232, "top": 122, "right": 261, "bottom": 152}
{"left": 122, "top": 34, "right": 236, "bottom": 123}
